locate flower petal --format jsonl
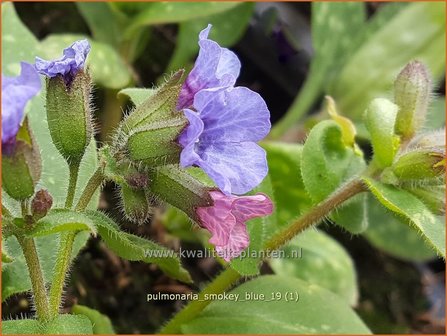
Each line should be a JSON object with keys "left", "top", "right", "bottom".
{"left": 232, "top": 193, "right": 274, "bottom": 222}
{"left": 194, "top": 87, "right": 271, "bottom": 143}
{"left": 178, "top": 109, "right": 204, "bottom": 167}
{"left": 215, "top": 222, "right": 250, "bottom": 261}
{"left": 177, "top": 24, "right": 240, "bottom": 109}
{"left": 197, "top": 141, "right": 268, "bottom": 195}
{"left": 2, "top": 62, "right": 41, "bottom": 147}
{"left": 35, "top": 39, "right": 90, "bottom": 80}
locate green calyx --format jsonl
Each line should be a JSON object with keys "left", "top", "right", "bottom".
{"left": 146, "top": 165, "right": 212, "bottom": 221}
{"left": 2, "top": 118, "right": 42, "bottom": 201}
{"left": 392, "top": 148, "right": 445, "bottom": 182}
{"left": 119, "top": 183, "right": 151, "bottom": 224}
{"left": 115, "top": 70, "right": 187, "bottom": 168}
{"left": 45, "top": 70, "right": 93, "bottom": 163}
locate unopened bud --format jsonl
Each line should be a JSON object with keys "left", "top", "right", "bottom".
{"left": 2, "top": 118, "right": 41, "bottom": 200}
{"left": 365, "top": 98, "right": 400, "bottom": 168}
{"left": 31, "top": 189, "right": 53, "bottom": 220}
{"left": 394, "top": 61, "right": 431, "bottom": 139}
{"left": 45, "top": 70, "right": 93, "bottom": 163}
{"left": 116, "top": 71, "right": 186, "bottom": 167}
{"left": 392, "top": 148, "right": 445, "bottom": 182}
{"left": 119, "top": 184, "right": 151, "bottom": 223}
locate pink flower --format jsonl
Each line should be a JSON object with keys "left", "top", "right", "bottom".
{"left": 196, "top": 191, "right": 273, "bottom": 261}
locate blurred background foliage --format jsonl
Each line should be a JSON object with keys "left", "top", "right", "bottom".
{"left": 2, "top": 1, "right": 445, "bottom": 334}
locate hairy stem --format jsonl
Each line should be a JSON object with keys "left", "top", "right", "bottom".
{"left": 75, "top": 167, "right": 104, "bottom": 211}
{"left": 16, "top": 236, "right": 50, "bottom": 321}
{"left": 48, "top": 167, "right": 104, "bottom": 317}
{"left": 65, "top": 161, "right": 81, "bottom": 209}
{"left": 159, "top": 178, "right": 366, "bottom": 333}
{"left": 48, "top": 231, "right": 75, "bottom": 317}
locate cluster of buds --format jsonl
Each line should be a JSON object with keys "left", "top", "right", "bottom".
{"left": 365, "top": 61, "right": 445, "bottom": 214}
{"left": 2, "top": 26, "right": 274, "bottom": 261}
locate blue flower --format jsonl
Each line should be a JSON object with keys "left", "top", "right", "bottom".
{"left": 35, "top": 39, "right": 90, "bottom": 84}
{"left": 2, "top": 62, "right": 41, "bottom": 153}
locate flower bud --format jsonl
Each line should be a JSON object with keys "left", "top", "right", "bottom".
{"left": 31, "top": 189, "right": 53, "bottom": 221}
{"left": 392, "top": 148, "right": 445, "bottom": 182}
{"left": 365, "top": 98, "right": 400, "bottom": 168}
{"left": 45, "top": 70, "right": 93, "bottom": 163}
{"left": 394, "top": 61, "right": 431, "bottom": 139}
{"left": 2, "top": 118, "right": 41, "bottom": 200}
{"left": 116, "top": 72, "right": 187, "bottom": 167}
{"left": 146, "top": 165, "right": 212, "bottom": 221}
{"left": 119, "top": 184, "right": 151, "bottom": 223}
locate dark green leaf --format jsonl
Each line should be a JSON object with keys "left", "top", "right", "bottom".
{"left": 2, "top": 315, "right": 92, "bottom": 335}
{"left": 363, "top": 178, "right": 445, "bottom": 257}
{"left": 270, "top": 229, "right": 358, "bottom": 305}
{"left": 183, "top": 276, "right": 371, "bottom": 334}
{"left": 72, "top": 305, "right": 115, "bottom": 334}
{"left": 84, "top": 210, "right": 192, "bottom": 283}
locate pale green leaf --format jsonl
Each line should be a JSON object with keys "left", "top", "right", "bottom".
{"left": 331, "top": 2, "right": 446, "bottom": 119}
{"left": 363, "top": 178, "right": 445, "bottom": 257}
{"left": 270, "top": 229, "right": 358, "bottom": 305}
{"left": 183, "top": 276, "right": 371, "bottom": 334}
{"left": 125, "top": 2, "right": 241, "bottom": 37}
{"left": 363, "top": 197, "right": 436, "bottom": 262}
{"left": 118, "top": 88, "right": 156, "bottom": 106}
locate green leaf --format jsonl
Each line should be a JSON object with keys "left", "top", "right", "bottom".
{"left": 363, "top": 178, "right": 445, "bottom": 257}
{"left": 2, "top": 3, "right": 97, "bottom": 301}
{"left": 84, "top": 210, "right": 192, "bottom": 283}
{"left": 76, "top": 3, "right": 121, "bottom": 48}
{"left": 270, "top": 229, "right": 358, "bottom": 305}
{"left": 166, "top": 3, "right": 254, "bottom": 72}
{"left": 262, "top": 142, "right": 311, "bottom": 226}
{"left": 125, "top": 2, "right": 241, "bottom": 37}
{"left": 37, "top": 34, "right": 131, "bottom": 89}
{"left": 301, "top": 120, "right": 367, "bottom": 233}
{"left": 26, "top": 209, "right": 97, "bottom": 238}
{"left": 118, "top": 88, "right": 156, "bottom": 106}
{"left": 183, "top": 276, "right": 371, "bottom": 334}
{"left": 2, "top": 315, "right": 92, "bottom": 335}
{"left": 331, "top": 2, "right": 446, "bottom": 119}
{"left": 363, "top": 197, "right": 436, "bottom": 262}
{"left": 72, "top": 305, "right": 115, "bottom": 334}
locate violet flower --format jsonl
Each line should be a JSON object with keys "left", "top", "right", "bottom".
{"left": 2, "top": 62, "right": 41, "bottom": 153}
{"left": 35, "top": 39, "right": 90, "bottom": 84}
{"left": 177, "top": 24, "right": 241, "bottom": 110}
{"left": 179, "top": 87, "right": 270, "bottom": 195}
{"left": 178, "top": 25, "right": 271, "bottom": 195}
{"left": 196, "top": 191, "right": 273, "bottom": 261}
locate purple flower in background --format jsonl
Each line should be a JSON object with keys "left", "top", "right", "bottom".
{"left": 179, "top": 87, "right": 271, "bottom": 195}
{"left": 35, "top": 39, "right": 90, "bottom": 84}
{"left": 2, "top": 62, "right": 41, "bottom": 153}
{"left": 177, "top": 25, "right": 241, "bottom": 110}
{"left": 196, "top": 191, "right": 273, "bottom": 261}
